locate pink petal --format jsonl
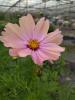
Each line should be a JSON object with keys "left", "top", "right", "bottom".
{"left": 40, "top": 48, "right": 60, "bottom": 61}
{"left": 40, "top": 43, "right": 65, "bottom": 52}
{"left": 43, "top": 29, "right": 63, "bottom": 45}
{"left": 0, "top": 35, "right": 25, "bottom": 48}
{"left": 18, "top": 48, "right": 31, "bottom": 57}
{"left": 19, "top": 14, "right": 35, "bottom": 38}
{"left": 40, "top": 42, "right": 64, "bottom": 62}
{"left": 33, "top": 18, "right": 49, "bottom": 41}
{"left": 31, "top": 49, "right": 49, "bottom": 65}
{"left": 0, "top": 23, "right": 28, "bottom": 48}
{"left": 4, "top": 23, "right": 29, "bottom": 41}
{"left": 35, "top": 17, "right": 45, "bottom": 33}
{"left": 31, "top": 51, "right": 39, "bottom": 64}
{"left": 40, "top": 41, "right": 65, "bottom": 62}
{"left": 5, "top": 23, "right": 20, "bottom": 36}
{"left": 35, "top": 18, "right": 49, "bottom": 34}
{"left": 40, "top": 19, "right": 49, "bottom": 35}
{"left": 9, "top": 48, "right": 20, "bottom": 57}
{"left": 5, "top": 23, "right": 27, "bottom": 40}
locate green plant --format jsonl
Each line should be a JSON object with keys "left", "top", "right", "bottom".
{"left": 48, "top": 24, "right": 56, "bottom": 32}
{"left": 0, "top": 23, "right": 5, "bottom": 32}
{"left": 0, "top": 12, "right": 5, "bottom": 20}
{"left": 0, "top": 42, "right": 75, "bottom": 100}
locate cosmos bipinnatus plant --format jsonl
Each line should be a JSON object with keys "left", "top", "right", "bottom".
{"left": 0, "top": 13, "right": 67, "bottom": 100}
{"left": 0, "top": 14, "right": 65, "bottom": 65}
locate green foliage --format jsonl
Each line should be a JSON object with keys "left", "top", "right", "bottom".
{"left": 5, "top": 12, "right": 22, "bottom": 24}
{"left": 0, "top": 43, "right": 75, "bottom": 100}
{"left": 0, "top": 23, "right": 5, "bottom": 31}
{"left": 48, "top": 24, "right": 56, "bottom": 32}
{"left": 0, "top": 12, "right": 5, "bottom": 20}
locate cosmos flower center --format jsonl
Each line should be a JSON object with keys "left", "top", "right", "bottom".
{"left": 27, "top": 39, "right": 39, "bottom": 50}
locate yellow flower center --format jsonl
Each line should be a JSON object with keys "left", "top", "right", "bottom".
{"left": 27, "top": 39, "right": 39, "bottom": 50}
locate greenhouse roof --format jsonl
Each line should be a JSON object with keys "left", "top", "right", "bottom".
{"left": 0, "top": 0, "right": 75, "bottom": 12}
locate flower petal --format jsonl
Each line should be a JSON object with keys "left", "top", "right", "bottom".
{"left": 19, "top": 14, "right": 35, "bottom": 34}
{"left": 9, "top": 49, "right": 20, "bottom": 57}
{"left": 40, "top": 19, "right": 49, "bottom": 35}
{"left": 0, "top": 35, "right": 25, "bottom": 48}
{"left": 40, "top": 47, "right": 61, "bottom": 61}
{"left": 4, "top": 23, "right": 27, "bottom": 40}
{"left": 35, "top": 18, "right": 49, "bottom": 34}
{"left": 40, "top": 42, "right": 65, "bottom": 63}
{"left": 5, "top": 23, "right": 20, "bottom": 36}
{"left": 40, "top": 43, "right": 65, "bottom": 52}
{"left": 40, "top": 42, "right": 65, "bottom": 62}
{"left": 0, "top": 23, "right": 28, "bottom": 48}
{"left": 18, "top": 48, "right": 31, "bottom": 57}
{"left": 31, "top": 49, "right": 49, "bottom": 65}
{"left": 43, "top": 29, "right": 63, "bottom": 45}
{"left": 31, "top": 51, "right": 39, "bottom": 64}
{"left": 34, "top": 18, "right": 49, "bottom": 41}
{"left": 35, "top": 17, "right": 45, "bottom": 33}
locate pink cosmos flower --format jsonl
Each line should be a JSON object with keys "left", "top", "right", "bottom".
{"left": 0, "top": 14, "right": 65, "bottom": 65}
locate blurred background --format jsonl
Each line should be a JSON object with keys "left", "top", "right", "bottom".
{"left": 0, "top": 0, "right": 75, "bottom": 99}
